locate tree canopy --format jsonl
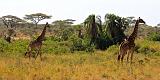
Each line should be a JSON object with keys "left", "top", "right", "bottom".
{"left": 84, "top": 14, "right": 102, "bottom": 45}
{"left": 104, "top": 13, "right": 128, "bottom": 39}
{"left": 83, "top": 13, "right": 129, "bottom": 50}
{"left": 0, "top": 15, "right": 24, "bottom": 28}
{"left": 24, "top": 13, "right": 52, "bottom": 27}
{"left": 52, "top": 19, "right": 75, "bottom": 29}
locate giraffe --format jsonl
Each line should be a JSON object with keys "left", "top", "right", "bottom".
{"left": 25, "top": 22, "right": 49, "bottom": 60}
{"left": 117, "top": 17, "right": 145, "bottom": 62}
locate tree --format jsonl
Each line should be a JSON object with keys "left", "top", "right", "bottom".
{"left": 64, "top": 19, "right": 76, "bottom": 25}
{"left": 157, "top": 23, "right": 160, "bottom": 27}
{"left": 24, "top": 13, "right": 52, "bottom": 27}
{"left": 82, "top": 14, "right": 129, "bottom": 50}
{"left": 0, "top": 15, "right": 25, "bottom": 43}
{"left": 52, "top": 19, "right": 75, "bottom": 29}
{"left": 84, "top": 14, "right": 102, "bottom": 45}
{"left": 74, "top": 24, "right": 84, "bottom": 38}
{"left": 104, "top": 13, "right": 128, "bottom": 41}
{"left": 126, "top": 16, "right": 136, "bottom": 26}
{"left": 0, "top": 15, "right": 24, "bottom": 28}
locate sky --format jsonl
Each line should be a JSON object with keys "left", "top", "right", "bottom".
{"left": 0, "top": 0, "right": 159, "bottom": 26}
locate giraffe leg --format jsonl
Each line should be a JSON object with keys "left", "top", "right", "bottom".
{"left": 118, "top": 54, "right": 121, "bottom": 61}
{"left": 118, "top": 47, "right": 125, "bottom": 62}
{"left": 28, "top": 51, "right": 31, "bottom": 60}
{"left": 39, "top": 51, "right": 42, "bottom": 61}
{"left": 130, "top": 50, "right": 134, "bottom": 63}
{"left": 35, "top": 50, "right": 39, "bottom": 60}
{"left": 39, "top": 46, "right": 42, "bottom": 61}
{"left": 130, "top": 48, "right": 134, "bottom": 63}
{"left": 24, "top": 52, "right": 28, "bottom": 58}
{"left": 121, "top": 50, "right": 127, "bottom": 62}
{"left": 118, "top": 47, "right": 123, "bottom": 61}
{"left": 127, "top": 50, "right": 130, "bottom": 62}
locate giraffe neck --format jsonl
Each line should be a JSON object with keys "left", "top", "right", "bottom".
{"left": 128, "top": 20, "right": 139, "bottom": 42}
{"left": 36, "top": 26, "right": 47, "bottom": 42}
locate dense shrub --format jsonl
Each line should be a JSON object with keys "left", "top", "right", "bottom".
{"left": 147, "top": 32, "right": 160, "bottom": 41}
{"left": 137, "top": 46, "right": 155, "bottom": 55}
{"left": 43, "top": 38, "right": 71, "bottom": 54}
{"left": 60, "top": 28, "right": 73, "bottom": 41}
{"left": 70, "top": 35, "right": 94, "bottom": 52}
{"left": 0, "top": 38, "right": 29, "bottom": 56}
{"left": 153, "top": 52, "right": 160, "bottom": 56}
{"left": 106, "top": 45, "right": 119, "bottom": 55}
{"left": 136, "top": 40, "right": 160, "bottom": 56}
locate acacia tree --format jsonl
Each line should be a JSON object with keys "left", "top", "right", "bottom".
{"left": 0, "top": 15, "right": 24, "bottom": 43}
{"left": 24, "top": 13, "right": 52, "bottom": 27}
{"left": 52, "top": 19, "right": 75, "bottom": 29}
{"left": 1, "top": 15, "right": 24, "bottom": 28}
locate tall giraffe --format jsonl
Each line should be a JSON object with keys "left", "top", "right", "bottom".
{"left": 25, "top": 22, "right": 49, "bottom": 60}
{"left": 117, "top": 17, "right": 145, "bottom": 62}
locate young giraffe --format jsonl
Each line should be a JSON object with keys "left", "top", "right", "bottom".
{"left": 25, "top": 22, "right": 49, "bottom": 60}
{"left": 118, "top": 17, "right": 145, "bottom": 62}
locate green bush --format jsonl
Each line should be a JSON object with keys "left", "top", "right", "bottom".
{"left": 136, "top": 40, "right": 158, "bottom": 56}
{"left": 106, "top": 45, "right": 119, "bottom": 55}
{"left": 0, "top": 38, "right": 29, "bottom": 57}
{"left": 147, "top": 32, "right": 160, "bottom": 41}
{"left": 153, "top": 52, "right": 160, "bottom": 56}
{"left": 69, "top": 35, "right": 94, "bottom": 52}
{"left": 61, "top": 28, "right": 73, "bottom": 41}
{"left": 137, "top": 46, "right": 154, "bottom": 55}
{"left": 43, "top": 38, "right": 70, "bottom": 54}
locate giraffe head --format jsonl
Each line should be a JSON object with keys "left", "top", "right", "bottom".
{"left": 138, "top": 17, "right": 145, "bottom": 24}
{"left": 45, "top": 22, "right": 50, "bottom": 28}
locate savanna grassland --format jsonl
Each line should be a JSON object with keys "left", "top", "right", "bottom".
{"left": 0, "top": 13, "right": 160, "bottom": 80}
{"left": 0, "top": 39, "right": 160, "bottom": 80}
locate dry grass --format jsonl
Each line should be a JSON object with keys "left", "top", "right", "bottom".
{"left": 0, "top": 50, "right": 160, "bottom": 80}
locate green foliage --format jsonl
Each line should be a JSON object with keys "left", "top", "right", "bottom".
{"left": 104, "top": 13, "right": 127, "bottom": 39}
{"left": 84, "top": 14, "right": 108, "bottom": 50}
{"left": 137, "top": 46, "right": 155, "bottom": 55}
{"left": 136, "top": 40, "right": 160, "bottom": 56}
{"left": 24, "top": 13, "right": 52, "bottom": 27}
{"left": 0, "top": 37, "right": 71, "bottom": 56}
{"left": 153, "top": 52, "right": 160, "bottom": 56}
{"left": 52, "top": 19, "right": 75, "bottom": 29}
{"left": 83, "top": 13, "right": 128, "bottom": 50}
{"left": 84, "top": 14, "right": 99, "bottom": 39}
{"left": 42, "top": 37, "right": 71, "bottom": 54}
{"left": 106, "top": 45, "right": 119, "bottom": 55}
{"left": 147, "top": 32, "right": 160, "bottom": 41}
{"left": 61, "top": 28, "right": 73, "bottom": 41}
{"left": 69, "top": 35, "right": 94, "bottom": 52}
{"left": 0, "top": 38, "right": 28, "bottom": 57}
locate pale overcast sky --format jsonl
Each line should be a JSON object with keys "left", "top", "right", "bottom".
{"left": 0, "top": 0, "right": 159, "bottom": 26}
